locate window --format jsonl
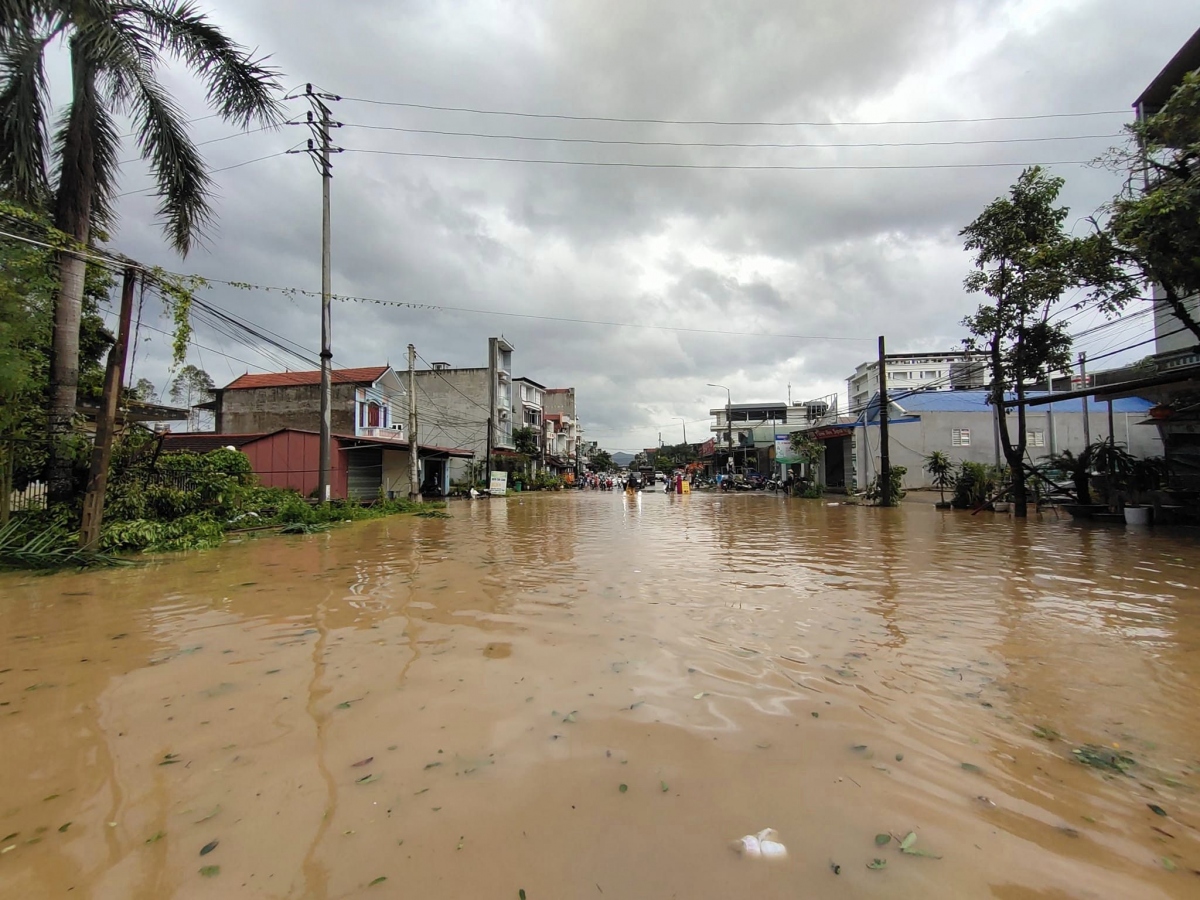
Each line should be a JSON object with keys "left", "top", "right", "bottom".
{"left": 951, "top": 428, "right": 971, "bottom": 447}
{"left": 1027, "top": 430, "right": 1045, "bottom": 448}
{"left": 367, "top": 402, "right": 381, "bottom": 427}
{"left": 922, "top": 370, "right": 939, "bottom": 380}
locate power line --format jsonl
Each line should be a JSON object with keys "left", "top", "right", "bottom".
{"left": 116, "top": 125, "right": 273, "bottom": 165}
{"left": 115, "top": 150, "right": 296, "bottom": 198}
{"left": 337, "top": 95, "right": 1128, "bottom": 127}
{"left": 342, "top": 147, "right": 1094, "bottom": 171}
{"left": 340, "top": 122, "right": 1122, "bottom": 149}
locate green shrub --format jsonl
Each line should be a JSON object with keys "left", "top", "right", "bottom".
{"left": 799, "top": 483, "right": 824, "bottom": 499}
{"left": 953, "top": 462, "right": 1002, "bottom": 508}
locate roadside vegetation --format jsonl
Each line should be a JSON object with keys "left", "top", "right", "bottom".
{"left": 0, "top": 429, "right": 440, "bottom": 570}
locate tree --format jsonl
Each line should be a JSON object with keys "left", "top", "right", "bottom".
{"left": 1106, "top": 71, "right": 1200, "bottom": 343}
{"left": 960, "top": 167, "right": 1135, "bottom": 518}
{"left": 923, "top": 450, "right": 954, "bottom": 504}
{"left": 1, "top": 1, "right": 283, "bottom": 502}
{"left": 129, "top": 377, "right": 156, "bottom": 402}
{"left": 170, "top": 364, "right": 211, "bottom": 430}
{"left": 588, "top": 449, "right": 613, "bottom": 472}
{"left": 512, "top": 426, "right": 539, "bottom": 457}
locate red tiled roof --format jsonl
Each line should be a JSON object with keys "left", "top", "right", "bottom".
{"left": 221, "top": 366, "right": 390, "bottom": 391}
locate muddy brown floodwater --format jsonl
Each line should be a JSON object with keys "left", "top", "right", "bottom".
{"left": 2, "top": 493, "right": 1199, "bottom": 899}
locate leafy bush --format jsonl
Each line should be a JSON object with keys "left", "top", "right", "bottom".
{"left": 864, "top": 465, "right": 907, "bottom": 504}
{"left": 799, "top": 483, "right": 824, "bottom": 499}
{"left": 952, "top": 462, "right": 1004, "bottom": 508}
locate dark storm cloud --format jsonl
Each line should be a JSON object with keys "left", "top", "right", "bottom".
{"left": 88, "top": 0, "right": 1198, "bottom": 448}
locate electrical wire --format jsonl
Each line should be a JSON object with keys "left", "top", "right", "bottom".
{"left": 339, "top": 121, "right": 1122, "bottom": 150}
{"left": 342, "top": 146, "right": 1095, "bottom": 171}
{"left": 336, "top": 95, "right": 1128, "bottom": 127}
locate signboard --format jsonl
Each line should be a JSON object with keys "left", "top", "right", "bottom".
{"left": 808, "top": 425, "right": 852, "bottom": 441}
{"left": 698, "top": 437, "right": 716, "bottom": 458}
{"left": 775, "top": 434, "right": 792, "bottom": 459}
{"left": 1070, "top": 374, "right": 1094, "bottom": 389}
{"left": 488, "top": 471, "right": 508, "bottom": 495}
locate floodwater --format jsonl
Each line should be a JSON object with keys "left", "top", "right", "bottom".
{"left": 1, "top": 494, "right": 1199, "bottom": 900}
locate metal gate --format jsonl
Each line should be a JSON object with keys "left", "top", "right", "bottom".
{"left": 345, "top": 447, "right": 383, "bottom": 501}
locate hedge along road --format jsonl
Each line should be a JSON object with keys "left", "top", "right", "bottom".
{"left": 0, "top": 490, "right": 1197, "bottom": 898}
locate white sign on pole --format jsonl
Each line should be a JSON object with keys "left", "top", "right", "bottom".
{"left": 488, "top": 471, "right": 508, "bottom": 495}
{"left": 775, "top": 434, "right": 791, "bottom": 459}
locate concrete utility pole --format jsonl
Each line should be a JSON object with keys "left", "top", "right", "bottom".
{"left": 1079, "top": 352, "right": 1091, "bottom": 447}
{"left": 675, "top": 417, "right": 687, "bottom": 445}
{"left": 877, "top": 335, "right": 894, "bottom": 507}
{"left": 707, "top": 382, "right": 732, "bottom": 468}
{"left": 80, "top": 267, "right": 137, "bottom": 549}
{"left": 290, "top": 84, "right": 342, "bottom": 502}
{"left": 408, "top": 344, "right": 420, "bottom": 501}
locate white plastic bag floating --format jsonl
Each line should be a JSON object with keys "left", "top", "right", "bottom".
{"left": 731, "top": 827, "right": 787, "bottom": 859}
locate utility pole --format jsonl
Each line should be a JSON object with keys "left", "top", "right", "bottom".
{"left": 408, "top": 344, "right": 420, "bottom": 501}
{"left": 877, "top": 335, "right": 893, "bottom": 507}
{"left": 80, "top": 267, "right": 137, "bottom": 549}
{"left": 675, "top": 416, "right": 687, "bottom": 445}
{"left": 1079, "top": 352, "right": 1090, "bottom": 448}
{"left": 290, "top": 84, "right": 342, "bottom": 502}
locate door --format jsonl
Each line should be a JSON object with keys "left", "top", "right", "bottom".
{"left": 345, "top": 447, "right": 383, "bottom": 501}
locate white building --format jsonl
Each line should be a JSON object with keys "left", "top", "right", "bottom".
{"left": 847, "top": 352, "right": 987, "bottom": 412}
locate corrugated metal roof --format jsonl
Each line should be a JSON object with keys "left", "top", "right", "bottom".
{"left": 160, "top": 433, "right": 264, "bottom": 452}
{"left": 894, "top": 390, "right": 1153, "bottom": 414}
{"left": 221, "top": 366, "right": 390, "bottom": 391}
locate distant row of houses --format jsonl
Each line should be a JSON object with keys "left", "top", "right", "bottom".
{"left": 162, "top": 337, "right": 587, "bottom": 499}
{"left": 702, "top": 348, "right": 1164, "bottom": 492}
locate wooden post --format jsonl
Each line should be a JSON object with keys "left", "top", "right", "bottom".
{"left": 79, "top": 267, "right": 137, "bottom": 549}
{"left": 877, "top": 335, "right": 893, "bottom": 506}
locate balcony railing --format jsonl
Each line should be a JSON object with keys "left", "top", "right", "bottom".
{"left": 360, "top": 425, "right": 406, "bottom": 441}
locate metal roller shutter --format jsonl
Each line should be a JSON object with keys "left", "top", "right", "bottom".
{"left": 345, "top": 447, "right": 383, "bottom": 501}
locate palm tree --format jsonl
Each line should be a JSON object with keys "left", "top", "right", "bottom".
{"left": 1, "top": 1, "right": 283, "bottom": 502}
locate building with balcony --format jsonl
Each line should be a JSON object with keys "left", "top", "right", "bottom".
{"left": 847, "top": 352, "right": 988, "bottom": 412}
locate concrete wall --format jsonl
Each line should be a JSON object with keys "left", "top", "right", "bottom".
{"left": 381, "top": 448, "right": 413, "bottom": 499}
{"left": 853, "top": 408, "right": 1164, "bottom": 489}
{"left": 404, "top": 368, "right": 491, "bottom": 482}
{"left": 218, "top": 384, "right": 357, "bottom": 435}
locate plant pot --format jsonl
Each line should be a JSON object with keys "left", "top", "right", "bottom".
{"left": 993, "top": 501, "right": 1010, "bottom": 513}
{"left": 1123, "top": 506, "right": 1151, "bottom": 525}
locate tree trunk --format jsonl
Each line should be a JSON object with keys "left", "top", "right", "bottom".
{"left": 1158, "top": 282, "right": 1200, "bottom": 344}
{"left": 46, "top": 41, "right": 98, "bottom": 506}
{"left": 990, "top": 336, "right": 1029, "bottom": 518}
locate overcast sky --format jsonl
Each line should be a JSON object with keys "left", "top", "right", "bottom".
{"left": 78, "top": 0, "right": 1198, "bottom": 451}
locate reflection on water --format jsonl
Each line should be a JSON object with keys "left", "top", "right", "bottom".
{"left": 2, "top": 494, "right": 1199, "bottom": 899}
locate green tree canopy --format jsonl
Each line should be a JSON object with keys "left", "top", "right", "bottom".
{"left": 1107, "top": 70, "right": 1200, "bottom": 343}
{"left": 960, "top": 166, "right": 1135, "bottom": 517}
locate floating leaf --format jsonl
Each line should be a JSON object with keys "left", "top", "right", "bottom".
{"left": 146, "top": 831, "right": 166, "bottom": 844}
{"left": 902, "top": 847, "right": 942, "bottom": 858}
{"left": 336, "top": 702, "right": 352, "bottom": 709}
{"left": 1148, "top": 804, "right": 1168, "bottom": 817}
{"left": 356, "top": 774, "right": 378, "bottom": 785}
{"left": 1031, "top": 724, "right": 1059, "bottom": 741}
{"left": 874, "top": 833, "right": 891, "bottom": 846}
{"left": 424, "top": 762, "right": 441, "bottom": 770}
{"left": 57, "top": 823, "right": 71, "bottom": 833}
{"left": 829, "top": 862, "right": 841, "bottom": 875}
{"left": 618, "top": 784, "right": 628, "bottom": 793}
{"left": 867, "top": 858, "right": 887, "bottom": 870}
{"left": 199, "top": 865, "right": 220, "bottom": 877}
{"left": 961, "top": 763, "right": 983, "bottom": 774}
{"left": 895, "top": 753, "right": 904, "bottom": 762}
{"left": 851, "top": 745, "right": 868, "bottom": 752}
{"left": 43, "top": 794, "right": 59, "bottom": 802}
{"left": 1, "top": 833, "right": 16, "bottom": 842}
{"left": 160, "top": 753, "right": 181, "bottom": 766}
{"left": 265, "top": 669, "right": 281, "bottom": 674}
{"left": 369, "top": 876, "right": 388, "bottom": 886}
{"left": 693, "top": 692, "right": 708, "bottom": 700}
{"left": 1161, "top": 857, "right": 1176, "bottom": 872}
{"left": 811, "top": 711, "right": 819, "bottom": 718}
{"left": 352, "top": 757, "right": 374, "bottom": 768}
{"left": 194, "top": 806, "right": 221, "bottom": 824}
{"left": 900, "top": 832, "right": 917, "bottom": 851}
{"left": 200, "top": 840, "right": 218, "bottom": 856}
{"left": 519, "top": 891, "right": 527, "bottom": 900}
{"left": 1073, "top": 744, "right": 1135, "bottom": 773}
{"left": 661, "top": 781, "right": 669, "bottom": 793}
{"left": 563, "top": 712, "right": 577, "bottom": 723}
{"left": 629, "top": 701, "right": 644, "bottom": 710}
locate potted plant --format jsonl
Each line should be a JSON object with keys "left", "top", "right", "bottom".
{"left": 923, "top": 451, "right": 955, "bottom": 509}
{"left": 1122, "top": 456, "right": 1165, "bottom": 525}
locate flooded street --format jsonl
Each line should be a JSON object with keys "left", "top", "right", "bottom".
{"left": 2, "top": 493, "right": 1199, "bottom": 899}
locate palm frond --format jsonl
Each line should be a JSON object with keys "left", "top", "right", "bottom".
{"left": 116, "top": 0, "right": 284, "bottom": 128}
{"left": 0, "top": 24, "right": 51, "bottom": 204}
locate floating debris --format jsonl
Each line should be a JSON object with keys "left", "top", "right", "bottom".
{"left": 731, "top": 828, "right": 787, "bottom": 859}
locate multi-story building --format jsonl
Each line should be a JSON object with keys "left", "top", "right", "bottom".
{"left": 846, "top": 352, "right": 987, "bottom": 412}
{"left": 543, "top": 387, "right": 583, "bottom": 477}
{"left": 399, "top": 337, "right": 515, "bottom": 483}
{"left": 512, "top": 377, "right": 546, "bottom": 447}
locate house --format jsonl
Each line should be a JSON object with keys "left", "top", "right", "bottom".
{"left": 708, "top": 399, "right": 835, "bottom": 474}
{"left": 797, "top": 390, "right": 1161, "bottom": 492}
{"left": 208, "top": 366, "right": 406, "bottom": 440}
{"left": 183, "top": 365, "right": 470, "bottom": 498}
{"left": 847, "top": 352, "right": 988, "bottom": 412}
{"left": 513, "top": 376, "right": 546, "bottom": 450}
{"left": 402, "top": 337, "right": 515, "bottom": 484}
{"left": 161, "top": 428, "right": 471, "bottom": 500}
{"left": 543, "top": 387, "right": 584, "bottom": 478}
